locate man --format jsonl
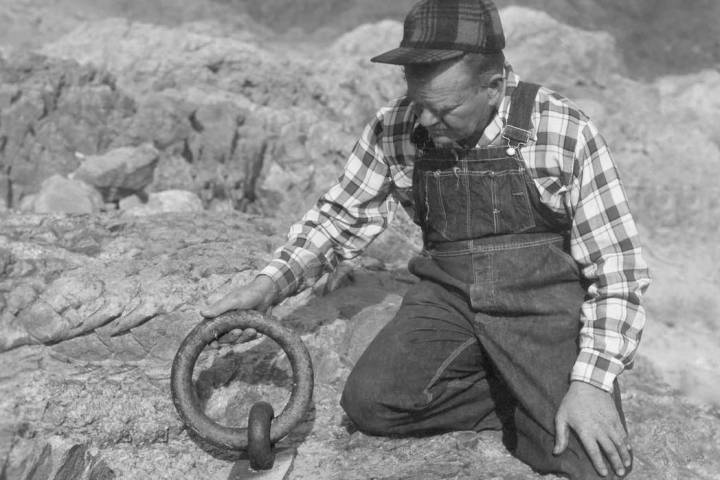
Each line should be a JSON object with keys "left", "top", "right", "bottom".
{"left": 202, "top": 0, "right": 650, "bottom": 478}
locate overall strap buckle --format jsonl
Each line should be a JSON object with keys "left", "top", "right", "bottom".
{"left": 502, "top": 81, "right": 541, "bottom": 148}
{"left": 502, "top": 125, "right": 533, "bottom": 148}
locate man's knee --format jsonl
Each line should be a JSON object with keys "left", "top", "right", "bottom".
{"left": 341, "top": 366, "right": 401, "bottom": 436}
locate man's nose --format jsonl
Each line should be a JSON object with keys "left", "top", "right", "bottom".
{"left": 418, "top": 108, "right": 440, "bottom": 127}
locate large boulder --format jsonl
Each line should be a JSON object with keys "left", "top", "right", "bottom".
{"left": 73, "top": 144, "right": 160, "bottom": 202}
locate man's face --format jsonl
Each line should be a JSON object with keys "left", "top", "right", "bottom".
{"left": 406, "top": 60, "right": 503, "bottom": 147}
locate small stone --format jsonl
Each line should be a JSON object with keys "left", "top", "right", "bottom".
{"left": 29, "top": 175, "right": 104, "bottom": 214}
{"left": 120, "top": 190, "right": 203, "bottom": 216}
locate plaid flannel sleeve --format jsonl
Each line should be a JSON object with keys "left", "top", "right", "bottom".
{"left": 259, "top": 113, "right": 394, "bottom": 301}
{"left": 568, "top": 119, "right": 651, "bottom": 392}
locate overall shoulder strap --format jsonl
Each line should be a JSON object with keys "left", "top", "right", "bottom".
{"left": 503, "top": 81, "right": 541, "bottom": 147}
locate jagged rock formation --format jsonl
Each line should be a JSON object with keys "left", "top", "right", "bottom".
{"left": 30, "top": 11, "right": 720, "bottom": 238}
{"left": 37, "top": 18, "right": 403, "bottom": 223}
{"left": 0, "top": 53, "right": 136, "bottom": 208}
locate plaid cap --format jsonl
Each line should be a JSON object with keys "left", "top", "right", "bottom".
{"left": 371, "top": 0, "right": 505, "bottom": 65}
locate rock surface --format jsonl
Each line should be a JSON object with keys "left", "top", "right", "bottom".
{"left": 0, "top": 52, "right": 136, "bottom": 209}
{"left": 0, "top": 212, "right": 718, "bottom": 480}
{"left": 30, "top": 10, "right": 718, "bottom": 237}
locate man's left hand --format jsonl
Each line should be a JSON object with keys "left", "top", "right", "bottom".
{"left": 553, "top": 381, "right": 632, "bottom": 477}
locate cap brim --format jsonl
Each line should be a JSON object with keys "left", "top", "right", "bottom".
{"left": 370, "top": 47, "right": 464, "bottom": 65}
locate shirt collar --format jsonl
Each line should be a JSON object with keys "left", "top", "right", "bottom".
{"left": 476, "top": 64, "right": 521, "bottom": 147}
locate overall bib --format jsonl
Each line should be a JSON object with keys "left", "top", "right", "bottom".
{"left": 341, "top": 83, "right": 628, "bottom": 479}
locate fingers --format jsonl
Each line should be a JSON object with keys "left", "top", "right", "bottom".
{"left": 217, "top": 328, "right": 258, "bottom": 344}
{"left": 566, "top": 422, "right": 631, "bottom": 477}
{"left": 216, "top": 329, "right": 244, "bottom": 344}
{"left": 200, "top": 291, "right": 246, "bottom": 318}
{"left": 610, "top": 425, "right": 633, "bottom": 472}
{"left": 597, "top": 435, "right": 626, "bottom": 477}
{"left": 577, "top": 432, "right": 608, "bottom": 477}
{"left": 202, "top": 277, "right": 279, "bottom": 319}
{"left": 553, "top": 411, "right": 570, "bottom": 455}
{"left": 209, "top": 328, "right": 261, "bottom": 351}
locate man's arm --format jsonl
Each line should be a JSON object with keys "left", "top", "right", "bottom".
{"left": 554, "top": 117, "right": 650, "bottom": 477}
{"left": 204, "top": 110, "right": 395, "bottom": 315}
{"left": 567, "top": 119, "right": 651, "bottom": 391}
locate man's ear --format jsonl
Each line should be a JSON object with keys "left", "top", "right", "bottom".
{"left": 487, "top": 73, "right": 505, "bottom": 107}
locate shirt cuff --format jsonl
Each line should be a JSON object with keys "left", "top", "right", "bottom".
{"left": 258, "top": 259, "right": 301, "bottom": 301}
{"left": 571, "top": 348, "right": 625, "bottom": 392}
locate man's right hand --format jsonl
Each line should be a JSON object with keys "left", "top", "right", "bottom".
{"left": 200, "top": 275, "right": 278, "bottom": 345}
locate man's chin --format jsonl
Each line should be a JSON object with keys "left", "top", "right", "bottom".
{"left": 430, "top": 135, "right": 458, "bottom": 147}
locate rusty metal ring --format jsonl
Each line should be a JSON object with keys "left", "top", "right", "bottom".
{"left": 170, "top": 310, "right": 314, "bottom": 451}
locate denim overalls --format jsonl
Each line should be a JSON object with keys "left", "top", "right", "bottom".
{"left": 342, "top": 82, "right": 628, "bottom": 479}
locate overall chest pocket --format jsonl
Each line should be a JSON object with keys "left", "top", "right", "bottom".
{"left": 417, "top": 167, "right": 536, "bottom": 240}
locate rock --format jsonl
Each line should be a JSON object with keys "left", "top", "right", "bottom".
{"left": 0, "top": 211, "right": 277, "bottom": 351}
{"left": 37, "top": 19, "right": 399, "bottom": 222}
{"left": 329, "top": 19, "right": 402, "bottom": 57}
{"left": 0, "top": 52, "right": 137, "bottom": 208}
{"left": 186, "top": 103, "right": 246, "bottom": 166}
{"left": 116, "top": 94, "right": 194, "bottom": 152}
{"left": 655, "top": 69, "right": 720, "bottom": 141}
{"left": 0, "top": 212, "right": 718, "bottom": 479}
{"left": 22, "top": 174, "right": 104, "bottom": 214}
{"left": 120, "top": 190, "right": 204, "bottom": 216}
{"left": 73, "top": 144, "right": 160, "bottom": 202}
{"left": 1, "top": 434, "right": 114, "bottom": 480}
{"left": 501, "top": 6, "right": 625, "bottom": 88}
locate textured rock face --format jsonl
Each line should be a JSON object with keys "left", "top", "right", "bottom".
{"left": 28, "top": 18, "right": 402, "bottom": 223}
{"left": 26, "top": 10, "right": 627, "bottom": 225}
{"left": 0, "top": 213, "right": 719, "bottom": 480}
{"left": 0, "top": 52, "right": 136, "bottom": 209}
{"left": 30, "top": 9, "right": 719, "bottom": 234}
{"left": 0, "top": 212, "right": 277, "bottom": 351}
{"left": 501, "top": 7, "right": 625, "bottom": 88}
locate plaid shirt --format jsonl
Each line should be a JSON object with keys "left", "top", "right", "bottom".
{"left": 260, "top": 69, "right": 651, "bottom": 392}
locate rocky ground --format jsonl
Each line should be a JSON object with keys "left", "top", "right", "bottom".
{"left": 1, "top": 2, "right": 719, "bottom": 479}
{"left": 2, "top": 212, "right": 719, "bottom": 480}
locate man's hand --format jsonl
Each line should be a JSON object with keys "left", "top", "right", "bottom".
{"left": 200, "top": 275, "right": 278, "bottom": 346}
{"left": 554, "top": 381, "right": 632, "bottom": 477}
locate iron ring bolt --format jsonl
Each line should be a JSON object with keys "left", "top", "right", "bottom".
{"left": 171, "top": 310, "right": 314, "bottom": 469}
